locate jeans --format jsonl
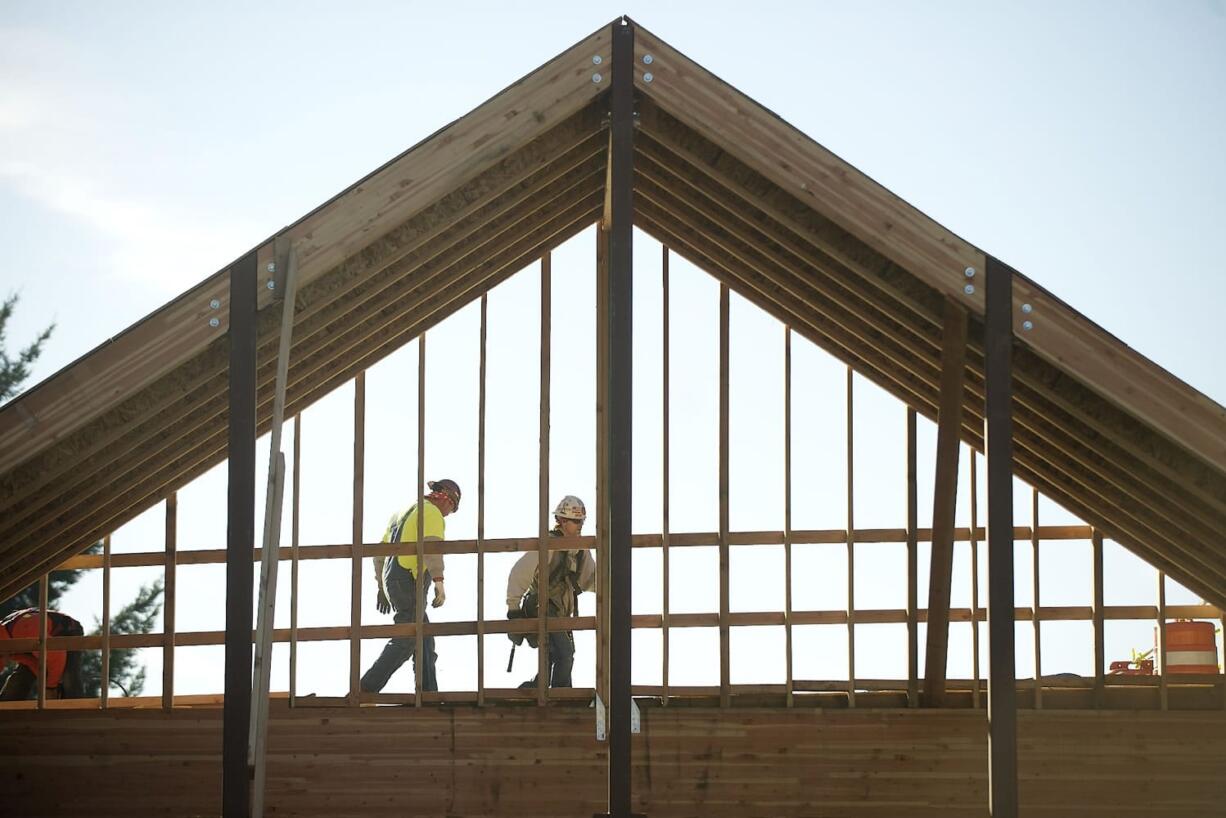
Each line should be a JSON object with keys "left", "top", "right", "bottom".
{"left": 518, "top": 630, "right": 575, "bottom": 689}
{"left": 60, "top": 620, "right": 84, "bottom": 698}
{"left": 360, "top": 575, "right": 438, "bottom": 693}
{"left": 0, "top": 619, "right": 83, "bottom": 700}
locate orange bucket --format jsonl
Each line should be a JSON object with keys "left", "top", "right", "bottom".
{"left": 1159, "top": 620, "right": 1219, "bottom": 674}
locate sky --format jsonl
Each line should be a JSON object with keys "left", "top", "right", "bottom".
{"left": 2, "top": 2, "right": 1224, "bottom": 698}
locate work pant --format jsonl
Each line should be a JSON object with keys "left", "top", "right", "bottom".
{"left": 360, "top": 574, "right": 438, "bottom": 693}
{"left": 0, "top": 651, "right": 82, "bottom": 700}
{"left": 518, "top": 630, "right": 575, "bottom": 689}
{"left": 0, "top": 617, "right": 84, "bottom": 700}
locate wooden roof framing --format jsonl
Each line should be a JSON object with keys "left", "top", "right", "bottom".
{"left": 2, "top": 18, "right": 1224, "bottom": 609}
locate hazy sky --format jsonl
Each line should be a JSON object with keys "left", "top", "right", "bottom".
{"left": 2, "top": 2, "right": 1223, "bottom": 697}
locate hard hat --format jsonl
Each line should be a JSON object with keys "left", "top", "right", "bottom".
{"left": 553, "top": 495, "right": 586, "bottom": 522}
{"left": 429, "top": 478, "right": 462, "bottom": 510}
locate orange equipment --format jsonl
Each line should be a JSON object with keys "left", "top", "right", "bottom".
{"left": 1161, "top": 620, "right": 1219, "bottom": 674}
{"left": 1108, "top": 648, "right": 1154, "bottom": 676}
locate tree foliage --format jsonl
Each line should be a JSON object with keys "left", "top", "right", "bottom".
{"left": 0, "top": 292, "right": 55, "bottom": 402}
{"left": 1, "top": 547, "right": 166, "bottom": 698}
{"left": 80, "top": 579, "right": 165, "bottom": 697}
{"left": 1, "top": 292, "right": 164, "bottom": 698}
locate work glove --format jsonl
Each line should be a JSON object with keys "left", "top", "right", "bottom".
{"left": 507, "top": 608, "right": 525, "bottom": 645}
{"left": 431, "top": 579, "right": 446, "bottom": 608}
{"left": 375, "top": 588, "right": 391, "bottom": 615}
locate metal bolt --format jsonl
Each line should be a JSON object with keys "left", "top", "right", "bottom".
{"left": 1021, "top": 303, "right": 1033, "bottom": 314}
{"left": 266, "top": 262, "right": 276, "bottom": 274}
{"left": 592, "top": 73, "right": 603, "bottom": 84}
{"left": 644, "top": 72, "right": 653, "bottom": 83}
{"left": 964, "top": 266, "right": 976, "bottom": 278}
{"left": 1022, "top": 320, "right": 1034, "bottom": 331}
{"left": 210, "top": 298, "right": 221, "bottom": 310}
{"left": 964, "top": 283, "right": 975, "bottom": 295}
{"left": 643, "top": 54, "right": 654, "bottom": 65}
{"left": 592, "top": 55, "right": 603, "bottom": 65}
{"left": 266, "top": 279, "right": 276, "bottom": 290}
{"left": 209, "top": 317, "right": 220, "bottom": 328}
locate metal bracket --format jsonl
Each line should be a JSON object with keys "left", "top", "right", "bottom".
{"left": 270, "top": 234, "right": 293, "bottom": 302}
{"left": 594, "top": 694, "right": 640, "bottom": 739}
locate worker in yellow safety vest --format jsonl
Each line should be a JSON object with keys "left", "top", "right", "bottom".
{"left": 360, "top": 478, "right": 460, "bottom": 694}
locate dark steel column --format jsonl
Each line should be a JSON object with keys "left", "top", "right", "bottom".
{"left": 224, "top": 250, "right": 258, "bottom": 818}
{"left": 984, "top": 255, "right": 1018, "bottom": 817}
{"left": 607, "top": 16, "right": 635, "bottom": 818}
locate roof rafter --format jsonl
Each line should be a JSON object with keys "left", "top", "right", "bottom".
{"left": 2, "top": 18, "right": 1224, "bottom": 612}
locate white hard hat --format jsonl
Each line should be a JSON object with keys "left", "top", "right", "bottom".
{"left": 553, "top": 495, "right": 587, "bottom": 522}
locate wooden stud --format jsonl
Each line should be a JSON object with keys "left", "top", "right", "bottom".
{"left": 846, "top": 365, "right": 856, "bottom": 708}
{"left": 906, "top": 408, "right": 918, "bottom": 708}
{"left": 719, "top": 283, "right": 731, "bottom": 708}
{"left": 970, "top": 448, "right": 981, "bottom": 709}
{"left": 1092, "top": 528, "right": 1105, "bottom": 709}
{"left": 537, "top": 253, "right": 551, "bottom": 706}
{"left": 1032, "top": 487, "right": 1042, "bottom": 710}
{"left": 163, "top": 494, "right": 177, "bottom": 711}
{"left": 923, "top": 300, "right": 967, "bottom": 707}
{"left": 350, "top": 373, "right": 365, "bottom": 705}
{"left": 290, "top": 415, "right": 301, "bottom": 706}
{"left": 477, "top": 295, "right": 488, "bottom": 707}
{"left": 37, "top": 573, "right": 48, "bottom": 710}
{"left": 595, "top": 223, "right": 611, "bottom": 710}
{"left": 662, "top": 245, "right": 671, "bottom": 705}
{"left": 415, "top": 336, "right": 426, "bottom": 707}
{"left": 101, "top": 534, "right": 111, "bottom": 709}
{"left": 1157, "top": 570, "right": 1168, "bottom": 710}
{"left": 784, "top": 328, "right": 794, "bottom": 708}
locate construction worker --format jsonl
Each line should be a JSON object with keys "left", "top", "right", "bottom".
{"left": 0, "top": 608, "right": 85, "bottom": 700}
{"left": 506, "top": 495, "right": 596, "bottom": 688}
{"left": 360, "top": 478, "right": 461, "bottom": 694}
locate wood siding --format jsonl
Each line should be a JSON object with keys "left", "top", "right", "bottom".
{"left": 3, "top": 705, "right": 1223, "bottom": 817}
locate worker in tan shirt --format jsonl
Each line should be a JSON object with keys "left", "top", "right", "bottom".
{"left": 506, "top": 495, "right": 596, "bottom": 688}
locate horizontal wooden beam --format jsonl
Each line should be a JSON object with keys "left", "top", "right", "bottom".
{"left": 9, "top": 600, "right": 1220, "bottom": 654}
